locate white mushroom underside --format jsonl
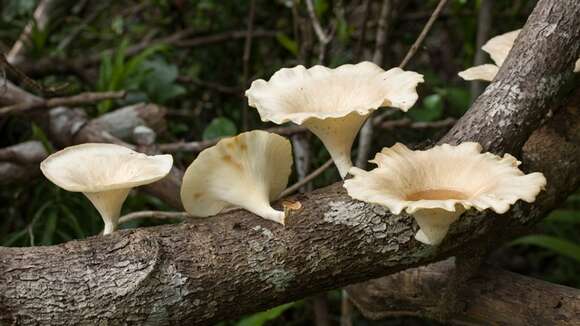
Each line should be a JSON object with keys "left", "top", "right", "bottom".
{"left": 246, "top": 62, "right": 423, "bottom": 178}
{"left": 459, "top": 29, "right": 580, "bottom": 81}
{"left": 180, "top": 130, "right": 292, "bottom": 225}
{"left": 344, "top": 142, "right": 546, "bottom": 245}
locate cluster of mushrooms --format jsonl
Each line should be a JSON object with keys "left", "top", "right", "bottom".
{"left": 41, "top": 28, "right": 571, "bottom": 246}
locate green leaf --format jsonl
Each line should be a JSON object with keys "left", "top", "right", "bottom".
{"left": 236, "top": 303, "right": 294, "bottom": 326}
{"left": 511, "top": 235, "right": 580, "bottom": 262}
{"left": 407, "top": 94, "right": 443, "bottom": 122}
{"left": 314, "top": 0, "right": 329, "bottom": 17}
{"left": 544, "top": 210, "right": 580, "bottom": 224}
{"left": 40, "top": 211, "right": 58, "bottom": 245}
{"left": 276, "top": 33, "right": 299, "bottom": 57}
{"left": 202, "top": 117, "right": 237, "bottom": 140}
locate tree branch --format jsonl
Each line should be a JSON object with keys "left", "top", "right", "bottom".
{"left": 0, "top": 1, "right": 578, "bottom": 324}
{"left": 347, "top": 259, "right": 580, "bottom": 325}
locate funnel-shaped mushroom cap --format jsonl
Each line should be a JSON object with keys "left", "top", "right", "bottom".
{"left": 246, "top": 61, "right": 423, "bottom": 178}
{"left": 459, "top": 29, "right": 580, "bottom": 81}
{"left": 180, "top": 130, "right": 292, "bottom": 225}
{"left": 344, "top": 142, "right": 546, "bottom": 245}
{"left": 40, "top": 143, "right": 173, "bottom": 234}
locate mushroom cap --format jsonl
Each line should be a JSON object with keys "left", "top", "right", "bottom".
{"left": 457, "top": 64, "right": 499, "bottom": 82}
{"left": 40, "top": 143, "right": 173, "bottom": 193}
{"left": 245, "top": 61, "right": 424, "bottom": 125}
{"left": 482, "top": 29, "right": 521, "bottom": 66}
{"left": 180, "top": 130, "right": 292, "bottom": 217}
{"left": 344, "top": 142, "right": 546, "bottom": 215}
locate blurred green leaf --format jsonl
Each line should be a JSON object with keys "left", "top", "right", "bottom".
{"left": 314, "top": 0, "right": 329, "bottom": 17}
{"left": 203, "top": 117, "right": 237, "bottom": 140}
{"left": 41, "top": 211, "right": 58, "bottom": 245}
{"left": 512, "top": 235, "right": 580, "bottom": 262}
{"left": 236, "top": 303, "right": 294, "bottom": 326}
{"left": 276, "top": 33, "right": 299, "bottom": 57}
{"left": 544, "top": 210, "right": 580, "bottom": 224}
{"left": 407, "top": 94, "right": 443, "bottom": 122}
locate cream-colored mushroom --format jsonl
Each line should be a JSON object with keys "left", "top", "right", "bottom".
{"left": 40, "top": 143, "right": 173, "bottom": 235}
{"left": 180, "top": 130, "right": 292, "bottom": 225}
{"left": 459, "top": 29, "right": 580, "bottom": 81}
{"left": 245, "top": 61, "right": 423, "bottom": 178}
{"left": 344, "top": 142, "right": 546, "bottom": 245}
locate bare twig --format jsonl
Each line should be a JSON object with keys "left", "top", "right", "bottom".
{"left": 241, "top": 0, "right": 257, "bottom": 131}
{"left": 0, "top": 91, "right": 126, "bottom": 117}
{"left": 355, "top": 0, "right": 392, "bottom": 169}
{"left": 177, "top": 77, "right": 242, "bottom": 96}
{"left": 7, "top": 0, "right": 57, "bottom": 65}
{"left": 118, "top": 211, "right": 192, "bottom": 225}
{"left": 380, "top": 117, "right": 456, "bottom": 129}
{"left": 279, "top": 159, "right": 333, "bottom": 198}
{"left": 159, "top": 125, "right": 307, "bottom": 153}
{"left": 470, "top": 0, "right": 494, "bottom": 102}
{"left": 354, "top": 0, "right": 371, "bottom": 60}
{"left": 305, "top": 0, "right": 334, "bottom": 63}
{"left": 1, "top": 53, "right": 68, "bottom": 96}
{"left": 176, "top": 30, "right": 277, "bottom": 48}
{"left": 399, "top": 0, "right": 449, "bottom": 69}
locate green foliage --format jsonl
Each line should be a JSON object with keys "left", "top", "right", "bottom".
{"left": 407, "top": 94, "right": 444, "bottom": 122}
{"left": 203, "top": 117, "right": 237, "bottom": 140}
{"left": 511, "top": 235, "right": 580, "bottom": 262}
{"left": 276, "top": 33, "right": 299, "bottom": 57}
{"left": 235, "top": 303, "right": 295, "bottom": 326}
{"left": 96, "top": 40, "right": 167, "bottom": 114}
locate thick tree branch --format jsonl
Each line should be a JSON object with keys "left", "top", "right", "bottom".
{"left": 347, "top": 259, "right": 580, "bottom": 325}
{"left": 0, "top": 1, "right": 578, "bottom": 324}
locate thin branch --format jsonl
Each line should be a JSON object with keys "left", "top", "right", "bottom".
{"left": 470, "top": 0, "right": 494, "bottom": 102}
{"left": 399, "top": 0, "right": 449, "bottom": 69}
{"left": 118, "top": 211, "right": 192, "bottom": 225}
{"left": 305, "top": 0, "right": 331, "bottom": 44}
{"left": 354, "top": 0, "right": 371, "bottom": 60}
{"left": 279, "top": 158, "right": 333, "bottom": 198}
{"left": 355, "top": 0, "right": 392, "bottom": 169}
{"left": 158, "top": 125, "right": 307, "bottom": 153}
{"left": 241, "top": 0, "right": 257, "bottom": 131}
{"left": 379, "top": 117, "right": 456, "bottom": 129}
{"left": 0, "top": 91, "right": 126, "bottom": 117}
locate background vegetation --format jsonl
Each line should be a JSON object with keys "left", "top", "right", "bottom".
{"left": 1, "top": 0, "right": 578, "bottom": 324}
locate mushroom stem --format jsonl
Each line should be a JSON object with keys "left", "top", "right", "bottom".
{"left": 84, "top": 188, "right": 131, "bottom": 235}
{"left": 411, "top": 207, "right": 466, "bottom": 245}
{"left": 304, "top": 112, "right": 367, "bottom": 179}
{"left": 249, "top": 205, "right": 286, "bottom": 225}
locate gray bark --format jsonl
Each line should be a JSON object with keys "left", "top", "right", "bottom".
{"left": 347, "top": 259, "right": 580, "bottom": 325}
{"left": 0, "top": 0, "right": 579, "bottom": 324}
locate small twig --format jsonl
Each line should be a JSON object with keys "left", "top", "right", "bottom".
{"left": 380, "top": 117, "right": 456, "bottom": 129}
{"left": 118, "top": 211, "right": 192, "bottom": 225}
{"left": 176, "top": 30, "right": 277, "bottom": 48}
{"left": 0, "top": 91, "right": 126, "bottom": 117}
{"left": 159, "top": 125, "right": 307, "bottom": 153}
{"left": 241, "top": 0, "right": 257, "bottom": 131}
{"left": 280, "top": 159, "right": 333, "bottom": 198}
{"left": 177, "top": 76, "right": 242, "bottom": 96}
{"left": 305, "top": 0, "right": 331, "bottom": 44}
{"left": 354, "top": 0, "right": 371, "bottom": 60}
{"left": 1, "top": 53, "right": 69, "bottom": 96}
{"left": 399, "top": 0, "right": 449, "bottom": 69}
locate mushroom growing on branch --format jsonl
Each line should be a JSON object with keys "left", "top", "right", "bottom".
{"left": 344, "top": 142, "right": 546, "bottom": 245}
{"left": 180, "top": 130, "right": 292, "bottom": 225}
{"left": 40, "top": 143, "right": 173, "bottom": 235}
{"left": 459, "top": 29, "right": 580, "bottom": 81}
{"left": 245, "top": 61, "right": 423, "bottom": 178}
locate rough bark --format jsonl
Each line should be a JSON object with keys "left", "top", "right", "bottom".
{"left": 347, "top": 259, "right": 580, "bottom": 325}
{"left": 0, "top": 96, "right": 578, "bottom": 325}
{"left": 0, "top": 0, "right": 579, "bottom": 324}
{"left": 0, "top": 141, "right": 47, "bottom": 185}
{"left": 441, "top": 0, "right": 580, "bottom": 155}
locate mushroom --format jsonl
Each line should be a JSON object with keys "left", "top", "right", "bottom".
{"left": 245, "top": 61, "right": 423, "bottom": 178}
{"left": 459, "top": 29, "right": 580, "bottom": 81}
{"left": 40, "top": 143, "right": 173, "bottom": 235}
{"left": 180, "top": 130, "right": 292, "bottom": 225}
{"left": 344, "top": 142, "right": 546, "bottom": 245}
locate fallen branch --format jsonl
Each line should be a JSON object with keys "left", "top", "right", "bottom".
{"left": 0, "top": 91, "right": 126, "bottom": 117}
{"left": 347, "top": 259, "right": 580, "bottom": 325}
{"left": 398, "top": 0, "right": 449, "bottom": 68}
{"left": 158, "top": 125, "right": 307, "bottom": 153}
{"left": 118, "top": 211, "right": 192, "bottom": 225}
